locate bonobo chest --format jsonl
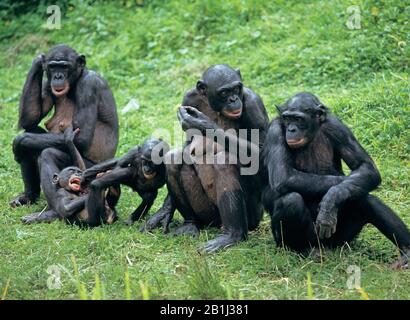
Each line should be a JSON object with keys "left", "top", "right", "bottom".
{"left": 45, "top": 96, "right": 75, "bottom": 133}
{"left": 293, "top": 132, "right": 340, "bottom": 175}
{"left": 129, "top": 166, "right": 165, "bottom": 193}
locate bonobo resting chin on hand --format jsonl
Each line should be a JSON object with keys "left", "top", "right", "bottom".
{"left": 11, "top": 44, "right": 119, "bottom": 224}
{"left": 143, "top": 64, "right": 269, "bottom": 253}
{"left": 262, "top": 92, "right": 410, "bottom": 269}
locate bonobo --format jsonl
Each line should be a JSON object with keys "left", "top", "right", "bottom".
{"left": 21, "top": 127, "right": 119, "bottom": 226}
{"left": 262, "top": 92, "right": 410, "bottom": 269}
{"left": 81, "top": 138, "right": 168, "bottom": 225}
{"left": 144, "top": 64, "right": 269, "bottom": 252}
{"left": 11, "top": 44, "right": 119, "bottom": 220}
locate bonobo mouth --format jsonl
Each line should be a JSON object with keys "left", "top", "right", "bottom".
{"left": 143, "top": 171, "right": 157, "bottom": 180}
{"left": 69, "top": 177, "right": 81, "bottom": 192}
{"left": 223, "top": 108, "right": 242, "bottom": 119}
{"left": 286, "top": 138, "right": 307, "bottom": 149}
{"left": 51, "top": 83, "right": 70, "bottom": 97}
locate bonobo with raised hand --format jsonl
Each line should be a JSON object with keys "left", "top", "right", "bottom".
{"left": 262, "top": 92, "right": 410, "bottom": 269}
{"left": 143, "top": 64, "right": 269, "bottom": 253}
{"left": 11, "top": 44, "right": 118, "bottom": 219}
{"left": 81, "top": 138, "right": 168, "bottom": 226}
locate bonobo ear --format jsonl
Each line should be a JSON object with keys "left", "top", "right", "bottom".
{"left": 316, "top": 104, "right": 328, "bottom": 122}
{"left": 52, "top": 173, "right": 60, "bottom": 185}
{"left": 275, "top": 104, "right": 284, "bottom": 115}
{"left": 196, "top": 80, "right": 207, "bottom": 96}
{"left": 235, "top": 68, "right": 242, "bottom": 80}
{"left": 77, "top": 55, "right": 86, "bottom": 68}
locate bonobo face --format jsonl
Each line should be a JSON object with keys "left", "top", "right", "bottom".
{"left": 279, "top": 93, "right": 327, "bottom": 149}
{"left": 140, "top": 138, "right": 166, "bottom": 180}
{"left": 53, "top": 166, "right": 83, "bottom": 192}
{"left": 44, "top": 45, "right": 86, "bottom": 97}
{"left": 198, "top": 64, "right": 244, "bottom": 120}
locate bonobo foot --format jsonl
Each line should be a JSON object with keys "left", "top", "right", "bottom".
{"left": 203, "top": 232, "right": 245, "bottom": 253}
{"left": 125, "top": 218, "right": 135, "bottom": 226}
{"left": 169, "top": 222, "right": 199, "bottom": 237}
{"left": 390, "top": 249, "right": 410, "bottom": 270}
{"left": 140, "top": 205, "right": 174, "bottom": 233}
{"left": 10, "top": 193, "right": 38, "bottom": 208}
{"left": 302, "top": 247, "right": 323, "bottom": 262}
{"left": 21, "top": 210, "right": 59, "bottom": 224}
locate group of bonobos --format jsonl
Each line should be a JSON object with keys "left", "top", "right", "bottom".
{"left": 9, "top": 44, "right": 410, "bottom": 269}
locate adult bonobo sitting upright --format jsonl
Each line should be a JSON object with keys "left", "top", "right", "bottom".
{"left": 262, "top": 92, "right": 410, "bottom": 269}
{"left": 11, "top": 44, "right": 119, "bottom": 220}
{"left": 145, "top": 64, "right": 269, "bottom": 252}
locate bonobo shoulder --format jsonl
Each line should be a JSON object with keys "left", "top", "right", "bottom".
{"left": 241, "top": 87, "right": 268, "bottom": 129}
{"left": 182, "top": 88, "right": 204, "bottom": 108}
{"left": 322, "top": 114, "right": 356, "bottom": 144}
{"left": 243, "top": 87, "right": 264, "bottom": 108}
{"left": 77, "top": 69, "right": 109, "bottom": 91}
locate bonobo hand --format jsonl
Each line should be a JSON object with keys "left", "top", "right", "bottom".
{"left": 315, "top": 200, "right": 338, "bottom": 239}
{"left": 33, "top": 53, "right": 45, "bottom": 70}
{"left": 177, "top": 106, "right": 218, "bottom": 133}
{"left": 81, "top": 168, "right": 94, "bottom": 186}
{"left": 64, "top": 126, "right": 80, "bottom": 144}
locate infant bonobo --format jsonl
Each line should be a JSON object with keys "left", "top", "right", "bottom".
{"left": 21, "top": 127, "right": 118, "bottom": 226}
{"left": 262, "top": 92, "right": 410, "bottom": 269}
{"left": 81, "top": 138, "right": 168, "bottom": 226}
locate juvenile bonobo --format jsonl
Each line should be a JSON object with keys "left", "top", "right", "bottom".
{"left": 22, "top": 127, "right": 119, "bottom": 226}
{"left": 262, "top": 92, "right": 410, "bottom": 269}
{"left": 144, "top": 64, "right": 269, "bottom": 252}
{"left": 11, "top": 44, "right": 119, "bottom": 217}
{"left": 81, "top": 138, "right": 168, "bottom": 225}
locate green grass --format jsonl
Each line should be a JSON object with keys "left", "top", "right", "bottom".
{"left": 0, "top": 0, "right": 409, "bottom": 299}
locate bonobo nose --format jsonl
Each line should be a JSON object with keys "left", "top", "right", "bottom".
{"left": 229, "top": 96, "right": 237, "bottom": 103}
{"left": 288, "top": 128, "right": 296, "bottom": 133}
{"left": 54, "top": 73, "right": 63, "bottom": 80}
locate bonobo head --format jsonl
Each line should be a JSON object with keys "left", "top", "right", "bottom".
{"left": 53, "top": 166, "right": 83, "bottom": 193}
{"left": 197, "top": 64, "right": 244, "bottom": 119}
{"left": 141, "top": 138, "right": 169, "bottom": 180}
{"left": 43, "top": 44, "right": 86, "bottom": 97}
{"left": 277, "top": 92, "right": 327, "bottom": 149}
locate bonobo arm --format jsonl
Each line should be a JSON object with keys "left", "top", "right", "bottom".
{"left": 56, "top": 190, "right": 87, "bottom": 218}
{"left": 72, "top": 71, "right": 99, "bottom": 155}
{"left": 315, "top": 117, "right": 381, "bottom": 238}
{"left": 263, "top": 118, "right": 346, "bottom": 197}
{"left": 319, "top": 117, "right": 381, "bottom": 211}
{"left": 82, "top": 158, "right": 119, "bottom": 184}
{"left": 64, "top": 127, "right": 86, "bottom": 171}
{"left": 127, "top": 191, "right": 158, "bottom": 225}
{"left": 82, "top": 146, "right": 140, "bottom": 184}
{"left": 89, "top": 167, "right": 133, "bottom": 190}
{"left": 19, "top": 55, "right": 44, "bottom": 130}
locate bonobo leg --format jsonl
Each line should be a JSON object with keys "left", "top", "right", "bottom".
{"left": 21, "top": 209, "right": 60, "bottom": 224}
{"left": 362, "top": 195, "right": 410, "bottom": 269}
{"left": 88, "top": 167, "right": 131, "bottom": 226}
{"left": 165, "top": 149, "right": 201, "bottom": 237}
{"left": 141, "top": 193, "right": 175, "bottom": 233}
{"left": 126, "top": 191, "right": 158, "bottom": 226}
{"left": 243, "top": 175, "right": 264, "bottom": 231}
{"left": 11, "top": 127, "right": 47, "bottom": 207}
{"left": 271, "top": 192, "right": 318, "bottom": 252}
{"left": 202, "top": 156, "right": 248, "bottom": 253}
{"left": 39, "top": 147, "right": 72, "bottom": 211}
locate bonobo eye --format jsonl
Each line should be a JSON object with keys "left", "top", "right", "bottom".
{"left": 220, "top": 90, "right": 229, "bottom": 98}
{"left": 233, "top": 85, "right": 242, "bottom": 95}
